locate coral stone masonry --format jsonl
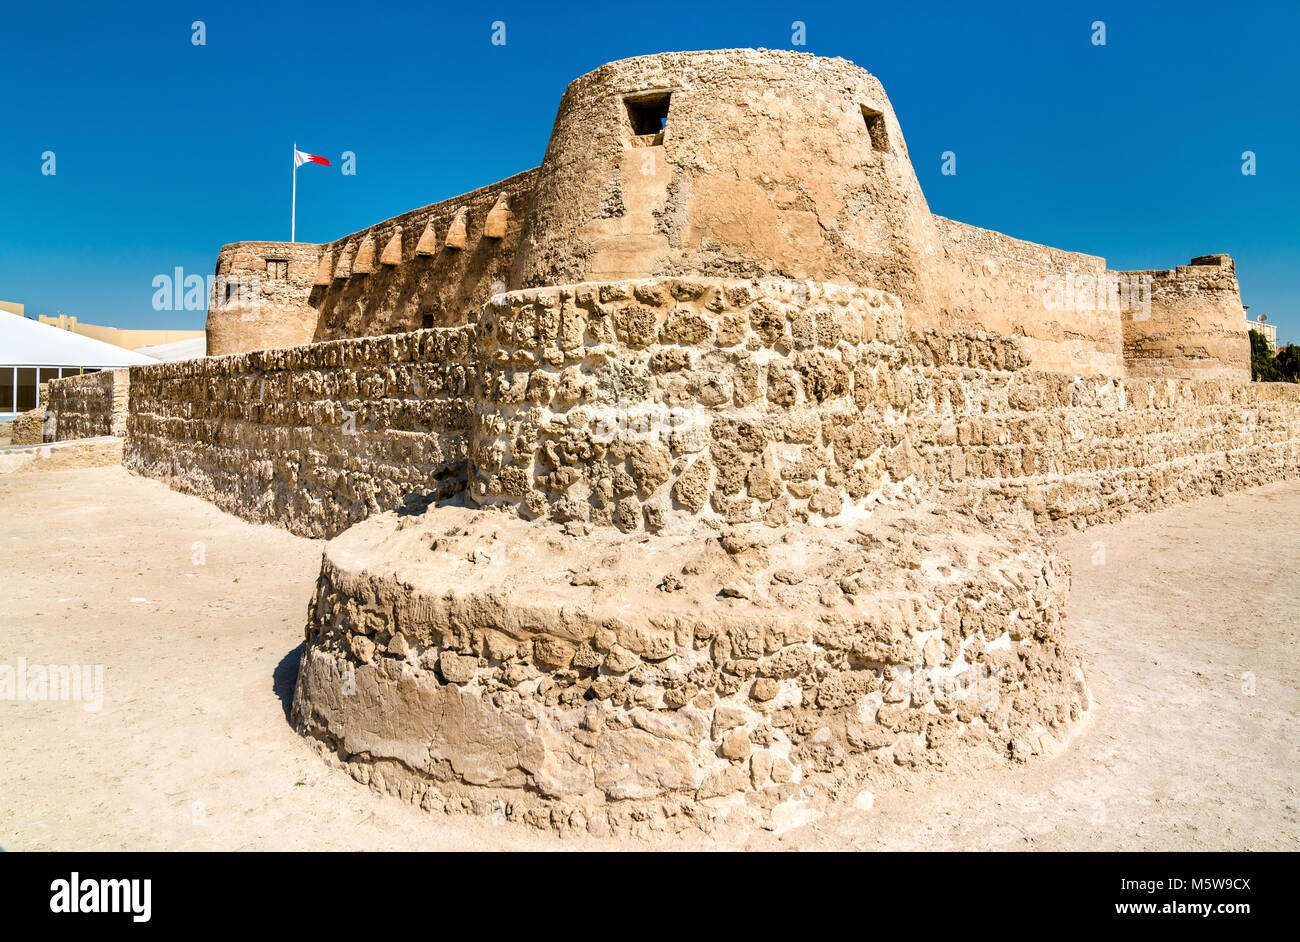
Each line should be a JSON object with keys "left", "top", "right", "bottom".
{"left": 31, "top": 48, "right": 1293, "bottom": 837}
{"left": 292, "top": 500, "right": 1087, "bottom": 835}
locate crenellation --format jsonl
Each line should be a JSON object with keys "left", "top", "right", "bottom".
{"left": 414, "top": 218, "right": 439, "bottom": 256}
{"left": 352, "top": 235, "right": 377, "bottom": 275}
{"left": 333, "top": 242, "right": 354, "bottom": 279}
{"left": 313, "top": 250, "right": 334, "bottom": 286}
{"left": 379, "top": 227, "right": 403, "bottom": 266}
{"left": 483, "top": 194, "right": 513, "bottom": 240}
{"left": 445, "top": 207, "right": 468, "bottom": 250}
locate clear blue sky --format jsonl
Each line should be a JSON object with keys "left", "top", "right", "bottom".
{"left": 2, "top": 0, "right": 1296, "bottom": 341}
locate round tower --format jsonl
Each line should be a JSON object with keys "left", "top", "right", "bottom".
{"left": 510, "top": 49, "right": 944, "bottom": 313}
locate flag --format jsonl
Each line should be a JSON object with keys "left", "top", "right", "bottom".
{"left": 294, "top": 149, "right": 330, "bottom": 168}
{"left": 291, "top": 146, "right": 330, "bottom": 243}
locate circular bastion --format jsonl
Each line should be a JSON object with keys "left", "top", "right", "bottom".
{"left": 292, "top": 497, "right": 1087, "bottom": 837}
{"left": 510, "top": 49, "right": 945, "bottom": 315}
{"left": 291, "top": 274, "right": 1090, "bottom": 837}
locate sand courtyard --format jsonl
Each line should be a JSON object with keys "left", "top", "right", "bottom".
{"left": 2, "top": 465, "right": 1294, "bottom": 851}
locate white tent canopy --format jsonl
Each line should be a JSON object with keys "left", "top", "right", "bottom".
{"left": 2, "top": 312, "right": 160, "bottom": 420}
{"left": 134, "top": 337, "right": 206, "bottom": 362}
{"left": 1, "top": 311, "right": 160, "bottom": 368}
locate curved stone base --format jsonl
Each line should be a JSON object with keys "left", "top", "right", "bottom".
{"left": 291, "top": 499, "right": 1089, "bottom": 836}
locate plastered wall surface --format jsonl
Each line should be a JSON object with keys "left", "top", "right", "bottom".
{"left": 1120, "top": 255, "right": 1251, "bottom": 382}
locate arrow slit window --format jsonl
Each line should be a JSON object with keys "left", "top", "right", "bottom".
{"left": 625, "top": 92, "right": 671, "bottom": 147}
{"left": 861, "top": 106, "right": 890, "bottom": 153}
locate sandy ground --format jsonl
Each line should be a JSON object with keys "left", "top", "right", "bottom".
{"left": 1, "top": 466, "right": 1296, "bottom": 851}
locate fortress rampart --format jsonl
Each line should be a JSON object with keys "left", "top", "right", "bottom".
{"left": 311, "top": 170, "right": 538, "bottom": 341}
{"left": 205, "top": 49, "right": 1250, "bottom": 383}
{"left": 71, "top": 49, "right": 1292, "bottom": 836}
{"left": 932, "top": 217, "right": 1121, "bottom": 376}
{"left": 208, "top": 172, "right": 537, "bottom": 356}
{"left": 1121, "top": 254, "right": 1251, "bottom": 381}
{"left": 208, "top": 241, "right": 323, "bottom": 354}
{"left": 41, "top": 369, "right": 129, "bottom": 441}
{"left": 126, "top": 329, "right": 473, "bottom": 535}
{"left": 107, "top": 271, "right": 1300, "bottom": 835}
{"left": 133, "top": 276, "right": 1298, "bottom": 542}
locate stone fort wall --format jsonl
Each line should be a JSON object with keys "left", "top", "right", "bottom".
{"left": 311, "top": 170, "right": 538, "bottom": 342}
{"left": 207, "top": 241, "right": 323, "bottom": 356}
{"left": 470, "top": 277, "right": 1294, "bottom": 533}
{"left": 933, "top": 221, "right": 1250, "bottom": 382}
{"left": 128, "top": 272, "right": 1296, "bottom": 836}
{"left": 1120, "top": 254, "right": 1251, "bottom": 382}
{"left": 42, "top": 369, "right": 130, "bottom": 442}
{"left": 933, "top": 217, "right": 1120, "bottom": 376}
{"left": 140, "top": 277, "right": 1300, "bottom": 540}
{"left": 125, "top": 329, "right": 474, "bottom": 538}
{"left": 165, "top": 47, "right": 1277, "bottom": 836}
{"left": 291, "top": 497, "right": 1085, "bottom": 835}
{"left": 9, "top": 395, "right": 46, "bottom": 446}
{"left": 207, "top": 50, "right": 1250, "bottom": 382}
{"left": 207, "top": 171, "right": 538, "bottom": 357}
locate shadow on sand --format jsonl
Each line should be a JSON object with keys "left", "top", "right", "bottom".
{"left": 273, "top": 643, "right": 305, "bottom": 725}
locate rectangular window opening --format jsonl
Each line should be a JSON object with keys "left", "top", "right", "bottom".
{"left": 16, "top": 367, "right": 36, "bottom": 412}
{"left": 625, "top": 91, "right": 671, "bottom": 146}
{"left": 421, "top": 313, "right": 435, "bottom": 329}
{"left": 267, "top": 259, "right": 289, "bottom": 280}
{"left": 861, "top": 106, "right": 889, "bottom": 153}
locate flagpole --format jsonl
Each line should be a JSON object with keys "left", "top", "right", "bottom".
{"left": 291, "top": 141, "right": 297, "bottom": 243}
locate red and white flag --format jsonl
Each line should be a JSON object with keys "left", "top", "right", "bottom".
{"left": 294, "top": 149, "right": 330, "bottom": 168}
{"left": 291, "top": 145, "right": 330, "bottom": 242}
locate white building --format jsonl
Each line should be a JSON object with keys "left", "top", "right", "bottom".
{"left": 1246, "top": 314, "right": 1278, "bottom": 353}
{"left": 0, "top": 311, "right": 157, "bottom": 422}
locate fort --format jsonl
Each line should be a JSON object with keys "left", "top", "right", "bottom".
{"left": 22, "top": 49, "right": 1300, "bottom": 836}
{"left": 204, "top": 49, "right": 1249, "bottom": 384}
